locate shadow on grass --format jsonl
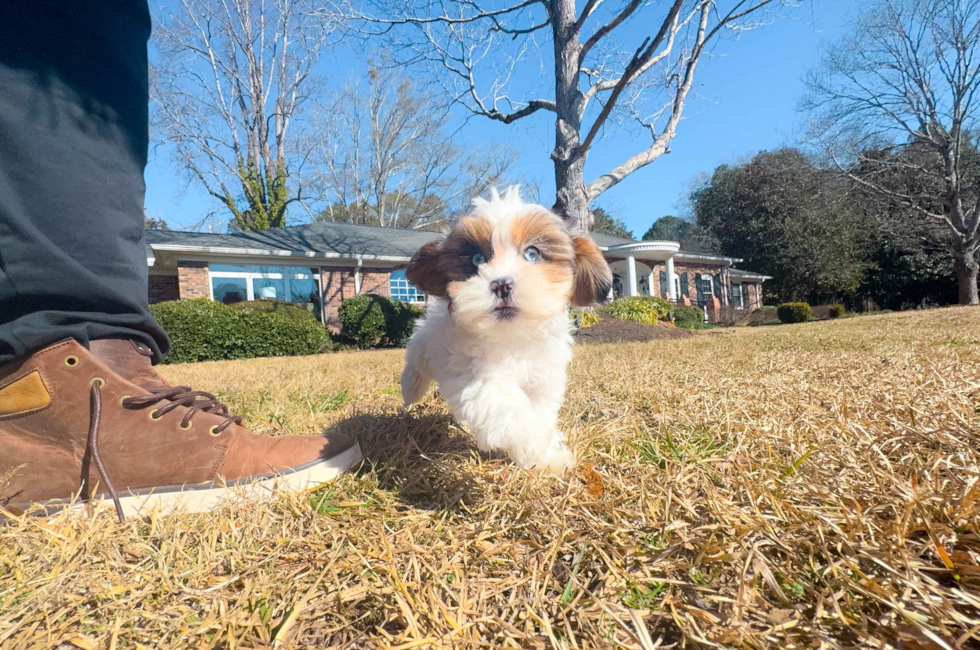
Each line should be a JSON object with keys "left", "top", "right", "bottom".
{"left": 322, "top": 409, "right": 483, "bottom": 512}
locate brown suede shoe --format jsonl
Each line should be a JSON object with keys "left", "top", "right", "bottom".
{"left": 0, "top": 339, "right": 361, "bottom": 520}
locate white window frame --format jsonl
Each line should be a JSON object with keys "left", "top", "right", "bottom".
{"left": 208, "top": 264, "right": 324, "bottom": 324}
{"left": 732, "top": 282, "right": 744, "bottom": 310}
{"left": 672, "top": 273, "right": 681, "bottom": 299}
{"left": 389, "top": 270, "right": 426, "bottom": 305}
{"left": 699, "top": 274, "right": 713, "bottom": 301}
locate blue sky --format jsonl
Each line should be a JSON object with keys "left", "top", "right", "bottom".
{"left": 144, "top": 0, "right": 857, "bottom": 235}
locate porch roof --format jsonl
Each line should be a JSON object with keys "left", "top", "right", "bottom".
{"left": 729, "top": 268, "right": 771, "bottom": 281}
{"left": 603, "top": 240, "right": 680, "bottom": 261}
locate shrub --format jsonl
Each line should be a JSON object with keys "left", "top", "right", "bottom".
{"left": 715, "top": 304, "right": 752, "bottom": 328}
{"left": 777, "top": 302, "right": 812, "bottom": 324}
{"left": 673, "top": 305, "right": 704, "bottom": 326}
{"left": 578, "top": 310, "right": 600, "bottom": 329}
{"left": 151, "top": 299, "right": 331, "bottom": 364}
{"left": 386, "top": 301, "right": 425, "bottom": 346}
{"left": 338, "top": 294, "right": 424, "bottom": 348}
{"left": 677, "top": 320, "right": 718, "bottom": 331}
{"left": 637, "top": 296, "right": 673, "bottom": 320}
{"left": 828, "top": 304, "right": 846, "bottom": 319}
{"left": 600, "top": 297, "right": 661, "bottom": 325}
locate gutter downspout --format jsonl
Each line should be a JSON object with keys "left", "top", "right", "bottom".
{"left": 354, "top": 257, "right": 363, "bottom": 294}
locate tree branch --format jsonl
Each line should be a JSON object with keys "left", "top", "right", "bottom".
{"left": 579, "top": 0, "right": 644, "bottom": 64}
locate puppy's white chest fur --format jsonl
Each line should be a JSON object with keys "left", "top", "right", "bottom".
{"left": 401, "top": 301, "right": 576, "bottom": 474}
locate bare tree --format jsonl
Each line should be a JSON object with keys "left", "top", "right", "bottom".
{"left": 153, "top": 0, "right": 337, "bottom": 231}
{"left": 336, "top": 0, "right": 794, "bottom": 231}
{"left": 805, "top": 0, "right": 980, "bottom": 305}
{"left": 310, "top": 69, "right": 521, "bottom": 229}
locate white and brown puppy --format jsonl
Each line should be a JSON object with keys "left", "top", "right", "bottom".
{"left": 401, "top": 187, "right": 612, "bottom": 475}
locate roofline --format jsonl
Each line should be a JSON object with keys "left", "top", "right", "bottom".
{"left": 673, "top": 252, "right": 743, "bottom": 264}
{"left": 731, "top": 272, "right": 772, "bottom": 280}
{"left": 149, "top": 220, "right": 447, "bottom": 237}
{"left": 148, "top": 243, "right": 414, "bottom": 263}
{"left": 605, "top": 240, "right": 680, "bottom": 255}
{"left": 594, "top": 240, "right": 742, "bottom": 265}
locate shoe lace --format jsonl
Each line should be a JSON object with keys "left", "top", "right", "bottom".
{"left": 88, "top": 384, "right": 244, "bottom": 522}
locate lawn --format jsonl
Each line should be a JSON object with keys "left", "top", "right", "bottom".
{"left": 2, "top": 308, "right": 979, "bottom": 649}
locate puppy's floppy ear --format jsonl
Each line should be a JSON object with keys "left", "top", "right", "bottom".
{"left": 406, "top": 240, "right": 449, "bottom": 298}
{"left": 571, "top": 235, "right": 613, "bottom": 306}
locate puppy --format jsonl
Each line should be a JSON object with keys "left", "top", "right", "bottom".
{"left": 400, "top": 187, "right": 612, "bottom": 475}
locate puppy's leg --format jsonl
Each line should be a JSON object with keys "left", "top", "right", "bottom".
{"left": 456, "top": 376, "right": 572, "bottom": 475}
{"left": 401, "top": 335, "right": 433, "bottom": 407}
{"left": 526, "top": 376, "right": 576, "bottom": 476}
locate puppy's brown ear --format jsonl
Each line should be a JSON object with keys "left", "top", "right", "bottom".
{"left": 405, "top": 240, "right": 449, "bottom": 298}
{"left": 571, "top": 235, "right": 613, "bottom": 306}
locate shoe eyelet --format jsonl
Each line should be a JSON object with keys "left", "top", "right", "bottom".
{"left": 208, "top": 425, "right": 222, "bottom": 437}
{"left": 149, "top": 410, "right": 163, "bottom": 422}
{"left": 90, "top": 377, "right": 105, "bottom": 388}
{"left": 64, "top": 355, "right": 79, "bottom": 368}
{"left": 118, "top": 395, "right": 132, "bottom": 408}
{"left": 179, "top": 421, "right": 193, "bottom": 431}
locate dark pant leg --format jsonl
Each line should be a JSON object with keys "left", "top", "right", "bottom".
{"left": 0, "top": 0, "right": 169, "bottom": 365}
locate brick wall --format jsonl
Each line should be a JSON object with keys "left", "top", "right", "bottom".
{"left": 359, "top": 268, "right": 391, "bottom": 297}
{"left": 321, "top": 267, "right": 357, "bottom": 332}
{"left": 148, "top": 275, "right": 179, "bottom": 304}
{"left": 177, "top": 261, "right": 210, "bottom": 299}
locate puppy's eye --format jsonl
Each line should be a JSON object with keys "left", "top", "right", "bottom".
{"left": 471, "top": 252, "right": 486, "bottom": 267}
{"left": 523, "top": 246, "right": 541, "bottom": 263}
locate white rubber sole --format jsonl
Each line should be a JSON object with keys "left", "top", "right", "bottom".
{"left": 5, "top": 443, "right": 363, "bottom": 520}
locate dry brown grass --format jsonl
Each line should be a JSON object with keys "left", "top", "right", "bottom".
{"left": 2, "top": 307, "right": 980, "bottom": 649}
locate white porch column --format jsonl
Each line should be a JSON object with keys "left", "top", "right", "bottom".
{"left": 626, "top": 255, "right": 638, "bottom": 297}
{"left": 648, "top": 269, "right": 655, "bottom": 297}
{"left": 665, "top": 256, "right": 676, "bottom": 300}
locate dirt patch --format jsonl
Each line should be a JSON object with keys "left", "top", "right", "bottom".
{"left": 573, "top": 314, "right": 694, "bottom": 343}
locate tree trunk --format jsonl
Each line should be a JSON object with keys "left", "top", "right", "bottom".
{"left": 549, "top": 0, "right": 591, "bottom": 230}
{"left": 554, "top": 154, "right": 590, "bottom": 229}
{"left": 953, "top": 247, "right": 980, "bottom": 305}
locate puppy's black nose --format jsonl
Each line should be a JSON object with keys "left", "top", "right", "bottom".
{"left": 490, "top": 277, "right": 515, "bottom": 299}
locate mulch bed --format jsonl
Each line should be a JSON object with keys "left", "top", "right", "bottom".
{"left": 572, "top": 314, "right": 694, "bottom": 344}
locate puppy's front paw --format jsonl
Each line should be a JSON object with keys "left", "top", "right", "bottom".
{"left": 531, "top": 439, "right": 576, "bottom": 478}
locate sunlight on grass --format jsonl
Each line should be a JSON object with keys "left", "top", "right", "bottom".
{"left": 1, "top": 307, "right": 979, "bottom": 648}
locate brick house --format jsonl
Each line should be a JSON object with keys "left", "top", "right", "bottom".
{"left": 592, "top": 233, "right": 770, "bottom": 321}
{"left": 145, "top": 223, "right": 769, "bottom": 329}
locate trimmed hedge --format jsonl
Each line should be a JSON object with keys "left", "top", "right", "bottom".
{"left": 673, "top": 305, "right": 705, "bottom": 326}
{"left": 828, "top": 304, "right": 846, "bottom": 319}
{"left": 338, "top": 294, "right": 424, "bottom": 348}
{"left": 151, "top": 299, "right": 331, "bottom": 364}
{"left": 600, "top": 296, "right": 671, "bottom": 325}
{"left": 777, "top": 302, "right": 812, "bottom": 324}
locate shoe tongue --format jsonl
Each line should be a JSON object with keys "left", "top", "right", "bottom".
{"left": 89, "top": 339, "right": 171, "bottom": 391}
